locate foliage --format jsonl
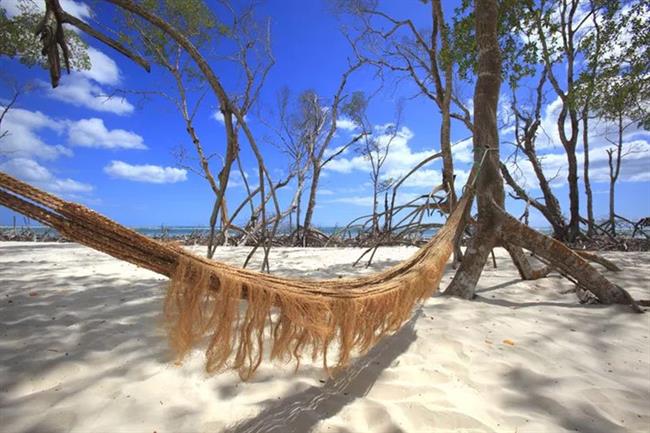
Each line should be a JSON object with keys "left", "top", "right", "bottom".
{"left": 587, "top": 1, "right": 650, "bottom": 128}
{"left": 117, "top": 0, "right": 225, "bottom": 78}
{"left": 341, "top": 91, "right": 368, "bottom": 125}
{"left": 452, "top": 0, "right": 538, "bottom": 85}
{"left": 0, "top": 1, "right": 89, "bottom": 72}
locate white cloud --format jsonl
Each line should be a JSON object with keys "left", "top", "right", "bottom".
{"left": 336, "top": 117, "right": 358, "bottom": 132}
{"left": 228, "top": 170, "right": 249, "bottom": 188}
{"left": 323, "top": 143, "right": 354, "bottom": 159}
{"left": 67, "top": 118, "right": 146, "bottom": 149}
{"left": 4, "top": 3, "right": 134, "bottom": 116}
{"left": 326, "top": 195, "right": 374, "bottom": 206}
{"left": 81, "top": 47, "right": 121, "bottom": 85}
{"left": 451, "top": 137, "right": 474, "bottom": 164}
{"left": 36, "top": 42, "right": 131, "bottom": 116}
{"left": 502, "top": 101, "right": 650, "bottom": 192}
{"left": 60, "top": 0, "right": 92, "bottom": 20}
{"left": 213, "top": 111, "right": 225, "bottom": 123}
{"left": 212, "top": 110, "right": 248, "bottom": 124}
{"left": 325, "top": 126, "right": 444, "bottom": 188}
{"left": 104, "top": 160, "right": 187, "bottom": 183}
{"left": 0, "top": 107, "right": 71, "bottom": 160}
{"left": 0, "top": 157, "right": 93, "bottom": 194}
{"left": 324, "top": 191, "right": 431, "bottom": 208}
{"left": 44, "top": 76, "right": 134, "bottom": 115}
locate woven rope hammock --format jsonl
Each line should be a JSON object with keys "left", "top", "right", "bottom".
{"left": 0, "top": 171, "right": 471, "bottom": 379}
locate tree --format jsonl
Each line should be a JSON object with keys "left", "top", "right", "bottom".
{"left": 579, "top": 0, "right": 649, "bottom": 236}
{"left": 341, "top": 0, "right": 473, "bottom": 224}
{"left": 575, "top": 0, "right": 608, "bottom": 236}
{"left": 117, "top": 0, "right": 275, "bottom": 258}
{"left": 265, "top": 87, "right": 312, "bottom": 238}
{"left": 480, "top": 0, "right": 646, "bottom": 243}
{"left": 443, "top": 0, "right": 638, "bottom": 310}
{"left": 0, "top": 1, "right": 90, "bottom": 76}
{"left": 595, "top": 78, "right": 649, "bottom": 235}
{"left": 342, "top": 91, "right": 401, "bottom": 235}
{"left": 266, "top": 86, "right": 364, "bottom": 245}
{"left": 500, "top": 67, "right": 569, "bottom": 240}
{"left": 297, "top": 64, "right": 363, "bottom": 246}
{"left": 526, "top": 0, "right": 588, "bottom": 242}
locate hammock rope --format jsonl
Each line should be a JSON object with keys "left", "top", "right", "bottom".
{"left": 0, "top": 170, "right": 473, "bottom": 379}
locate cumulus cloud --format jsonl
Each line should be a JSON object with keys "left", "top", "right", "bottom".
{"left": 323, "top": 143, "right": 352, "bottom": 159}
{"left": 0, "top": 105, "right": 145, "bottom": 158}
{"left": 228, "top": 170, "right": 250, "bottom": 188}
{"left": 212, "top": 111, "right": 225, "bottom": 123}
{"left": 450, "top": 137, "right": 474, "bottom": 164}
{"left": 0, "top": 107, "right": 71, "bottom": 160}
{"left": 37, "top": 39, "right": 134, "bottom": 115}
{"left": 104, "top": 161, "right": 188, "bottom": 183}
{"left": 325, "top": 126, "right": 444, "bottom": 188}
{"left": 67, "top": 118, "right": 146, "bottom": 149}
{"left": 320, "top": 125, "right": 468, "bottom": 208}
{"left": 502, "top": 98, "right": 650, "bottom": 191}
{"left": 0, "top": 157, "right": 93, "bottom": 194}
{"left": 324, "top": 191, "right": 427, "bottom": 208}
{"left": 44, "top": 76, "right": 134, "bottom": 115}
{"left": 336, "top": 117, "right": 358, "bottom": 132}
{"left": 212, "top": 110, "right": 248, "bottom": 124}
{"left": 325, "top": 195, "right": 374, "bottom": 206}
{"left": 80, "top": 47, "right": 121, "bottom": 86}
{"left": 60, "top": 0, "right": 92, "bottom": 20}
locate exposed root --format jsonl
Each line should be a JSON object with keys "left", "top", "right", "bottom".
{"left": 500, "top": 209, "right": 641, "bottom": 311}
{"left": 573, "top": 250, "right": 622, "bottom": 272}
{"left": 504, "top": 243, "right": 552, "bottom": 280}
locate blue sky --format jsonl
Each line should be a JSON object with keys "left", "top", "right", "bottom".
{"left": 0, "top": 0, "right": 649, "bottom": 229}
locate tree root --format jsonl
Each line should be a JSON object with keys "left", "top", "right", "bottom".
{"left": 572, "top": 250, "right": 621, "bottom": 272}
{"left": 500, "top": 209, "right": 641, "bottom": 312}
{"left": 445, "top": 204, "right": 643, "bottom": 312}
{"left": 503, "top": 243, "right": 552, "bottom": 280}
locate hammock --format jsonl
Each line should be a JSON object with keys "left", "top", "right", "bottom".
{"left": 0, "top": 171, "right": 471, "bottom": 379}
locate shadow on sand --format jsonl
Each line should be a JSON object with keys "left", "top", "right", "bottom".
{"left": 226, "top": 312, "right": 421, "bottom": 433}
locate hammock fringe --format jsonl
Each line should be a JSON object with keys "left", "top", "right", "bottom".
{"left": 165, "top": 238, "right": 452, "bottom": 380}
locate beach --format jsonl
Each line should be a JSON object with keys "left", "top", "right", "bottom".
{"left": 1, "top": 242, "right": 649, "bottom": 433}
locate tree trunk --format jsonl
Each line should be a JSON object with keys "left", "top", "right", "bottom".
{"left": 295, "top": 174, "right": 303, "bottom": 240}
{"left": 207, "top": 112, "right": 238, "bottom": 258}
{"left": 566, "top": 141, "right": 581, "bottom": 241}
{"left": 583, "top": 109, "right": 595, "bottom": 236}
{"left": 582, "top": 0, "right": 602, "bottom": 238}
{"left": 609, "top": 154, "right": 616, "bottom": 236}
{"left": 444, "top": 0, "right": 502, "bottom": 298}
{"left": 558, "top": 104, "right": 581, "bottom": 242}
{"left": 372, "top": 180, "right": 379, "bottom": 234}
{"left": 439, "top": 69, "right": 456, "bottom": 208}
{"left": 301, "top": 162, "right": 321, "bottom": 246}
{"left": 429, "top": 0, "right": 456, "bottom": 208}
{"left": 607, "top": 113, "right": 624, "bottom": 237}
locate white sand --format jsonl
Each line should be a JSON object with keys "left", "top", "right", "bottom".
{"left": 1, "top": 242, "right": 649, "bottom": 433}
